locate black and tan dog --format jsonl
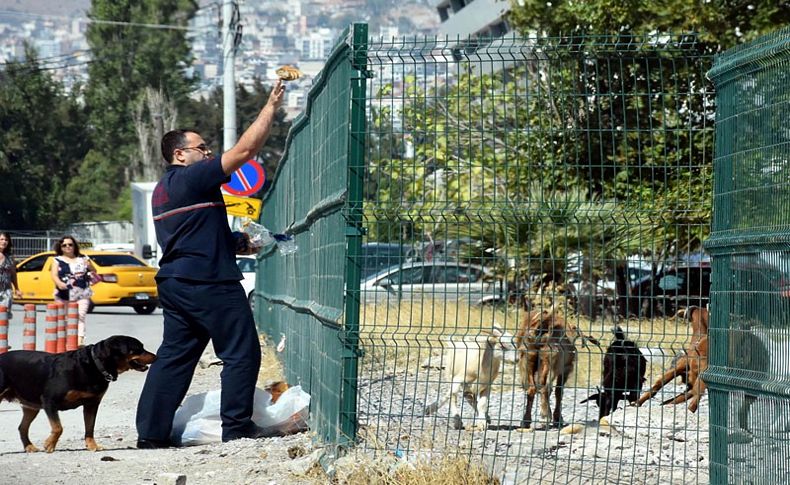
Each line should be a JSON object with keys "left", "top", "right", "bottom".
{"left": 0, "top": 335, "right": 156, "bottom": 452}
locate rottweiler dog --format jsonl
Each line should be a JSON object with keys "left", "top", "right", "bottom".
{"left": 0, "top": 335, "right": 156, "bottom": 453}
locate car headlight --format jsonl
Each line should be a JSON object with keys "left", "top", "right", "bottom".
{"left": 102, "top": 273, "right": 118, "bottom": 283}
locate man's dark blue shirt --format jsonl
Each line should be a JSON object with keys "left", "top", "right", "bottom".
{"left": 152, "top": 156, "right": 242, "bottom": 282}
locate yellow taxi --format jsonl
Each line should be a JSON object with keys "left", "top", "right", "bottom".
{"left": 15, "top": 250, "right": 159, "bottom": 314}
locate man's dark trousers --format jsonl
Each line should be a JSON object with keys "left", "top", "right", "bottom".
{"left": 136, "top": 277, "right": 261, "bottom": 442}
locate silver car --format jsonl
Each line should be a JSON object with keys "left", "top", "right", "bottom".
{"left": 359, "top": 261, "right": 505, "bottom": 305}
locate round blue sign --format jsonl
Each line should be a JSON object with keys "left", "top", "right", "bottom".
{"left": 222, "top": 160, "right": 266, "bottom": 196}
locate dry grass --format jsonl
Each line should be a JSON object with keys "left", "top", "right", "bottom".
{"left": 332, "top": 453, "right": 498, "bottom": 485}
{"left": 257, "top": 334, "right": 286, "bottom": 386}
{"left": 359, "top": 297, "right": 697, "bottom": 388}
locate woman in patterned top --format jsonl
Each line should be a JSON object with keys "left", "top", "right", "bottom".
{"left": 50, "top": 235, "right": 97, "bottom": 347}
{"left": 0, "top": 232, "right": 22, "bottom": 319}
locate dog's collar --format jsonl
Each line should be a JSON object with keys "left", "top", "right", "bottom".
{"left": 90, "top": 345, "right": 117, "bottom": 382}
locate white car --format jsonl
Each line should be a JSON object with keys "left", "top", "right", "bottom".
{"left": 236, "top": 255, "right": 257, "bottom": 309}
{"left": 360, "top": 261, "right": 505, "bottom": 305}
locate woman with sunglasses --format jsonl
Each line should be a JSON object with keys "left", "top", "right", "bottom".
{"left": 0, "top": 232, "right": 22, "bottom": 319}
{"left": 50, "top": 235, "right": 98, "bottom": 347}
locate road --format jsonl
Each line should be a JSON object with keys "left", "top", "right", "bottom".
{"left": 0, "top": 305, "right": 164, "bottom": 454}
{"left": 0, "top": 303, "right": 323, "bottom": 485}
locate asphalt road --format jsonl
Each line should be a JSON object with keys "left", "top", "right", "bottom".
{"left": 0, "top": 304, "right": 165, "bottom": 454}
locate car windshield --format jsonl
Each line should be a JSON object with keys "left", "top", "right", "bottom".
{"left": 90, "top": 254, "right": 146, "bottom": 267}
{"left": 361, "top": 244, "right": 405, "bottom": 278}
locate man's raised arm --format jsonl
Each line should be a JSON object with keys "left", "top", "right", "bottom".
{"left": 221, "top": 79, "right": 285, "bottom": 176}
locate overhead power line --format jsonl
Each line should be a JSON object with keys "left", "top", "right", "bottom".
{"left": 0, "top": 9, "right": 213, "bottom": 32}
{"left": 0, "top": 50, "right": 90, "bottom": 67}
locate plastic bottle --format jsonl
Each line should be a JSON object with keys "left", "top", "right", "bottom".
{"left": 240, "top": 218, "right": 274, "bottom": 248}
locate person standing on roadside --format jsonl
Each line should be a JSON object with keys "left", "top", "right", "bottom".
{"left": 50, "top": 235, "right": 97, "bottom": 347}
{"left": 136, "top": 79, "right": 285, "bottom": 448}
{"left": 0, "top": 232, "right": 22, "bottom": 319}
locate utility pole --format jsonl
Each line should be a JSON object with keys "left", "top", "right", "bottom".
{"left": 222, "top": 1, "right": 237, "bottom": 151}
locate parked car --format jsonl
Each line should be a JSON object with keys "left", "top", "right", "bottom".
{"left": 361, "top": 242, "right": 408, "bottom": 279}
{"left": 566, "top": 255, "right": 654, "bottom": 320}
{"left": 237, "top": 255, "right": 257, "bottom": 309}
{"left": 629, "top": 259, "right": 711, "bottom": 318}
{"left": 360, "top": 261, "right": 505, "bottom": 305}
{"left": 730, "top": 251, "right": 790, "bottom": 323}
{"left": 15, "top": 251, "right": 158, "bottom": 314}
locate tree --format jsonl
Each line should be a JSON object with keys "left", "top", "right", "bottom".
{"left": 82, "top": 0, "right": 198, "bottom": 219}
{"left": 507, "top": 0, "right": 790, "bottom": 51}
{"left": 503, "top": 0, "right": 789, "bottom": 257}
{"left": 0, "top": 50, "right": 91, "bottom": 229}
{"left": 132, "top": 86, "right": 179, "bottom": 182}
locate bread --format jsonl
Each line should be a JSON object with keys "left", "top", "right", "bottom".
{"left": 276, "top": 65, "right": 302, "bottom": 81}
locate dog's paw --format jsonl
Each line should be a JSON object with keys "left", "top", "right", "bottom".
{"left": 25, "top": 444, "right": 40, "bottom": 453}
{"left": 560, "top": 423, "right": 584, "bottom": 435}
{"left": 85, "top": 438, "right": 104, "bottom": 451}
{"left": 452, "top": 415, "right": 464, "bottom": 430}
{"left": 467, "top": 419, "right": 487, "bottom": 431}
{"left": 43, "top": 441, "right": 57, "bottom": 453}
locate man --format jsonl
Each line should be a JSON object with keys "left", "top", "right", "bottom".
{"left": 136, "top": 80, "right": 285, "bottom": 448}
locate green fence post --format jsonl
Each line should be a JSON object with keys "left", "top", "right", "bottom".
{"left": 706, "top": 25, "right": 790, "bottom": 485}
{"left": 339, "top": 22, "right": 368, "bottom": 448}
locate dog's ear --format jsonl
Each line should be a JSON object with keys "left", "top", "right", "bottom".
{"left": 89, "top": 338, "right": 121, "bottom": 381}
{"left": 91, "top": 338, "right": 113, "bottom": 361}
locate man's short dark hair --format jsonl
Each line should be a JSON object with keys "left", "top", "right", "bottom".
{"left": 161, "top": 129, "right": 195, "bottom": 163}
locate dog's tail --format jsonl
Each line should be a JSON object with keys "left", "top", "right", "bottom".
{"left": 675, "top": 306, "right": 702, "bottom": 321}
{"left": 579, "top": 393, "right": 600, "bottom": 406}
{"left": 0, "top": 367, "right": 7, "bottom": 401}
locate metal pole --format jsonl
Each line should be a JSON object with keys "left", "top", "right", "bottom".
{"left": 339, "top": 22, "right": 369, "bottom": 449}
{"left": 222, "top": 0, "right": 237, "bottom": 151}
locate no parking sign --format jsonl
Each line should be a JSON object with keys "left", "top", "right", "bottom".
{"left": 222, "top": 160, "right": 265, "bottom": 196}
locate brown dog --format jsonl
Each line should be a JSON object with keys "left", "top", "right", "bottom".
{"left": 515, "top": 304, "right": 598, "bottom": 429}
{"left": 0, "top": 336, "right": 156, "bottom": 452}
{"left": 637, "top": 306, "right": 709, "bottom": 412}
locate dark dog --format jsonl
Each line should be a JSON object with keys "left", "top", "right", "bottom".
{"left": 581, "top": 326, "right": 647, "bottom": 420}
{"left": 0, "top": 335, "right": 156, "bottom": 452}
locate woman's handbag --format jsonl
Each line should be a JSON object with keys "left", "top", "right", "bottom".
{"left": 89, "top": 271, "right": 102, "bottom": 285}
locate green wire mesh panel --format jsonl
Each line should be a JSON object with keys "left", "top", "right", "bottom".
{"left": 706, "top": 27, "right": 790, "bottom": 485}
{"left": 358, "top": 33, "right": 714, "bottom": 483}
{"left": 255, "top": 24, "right": 367, "bottom": 449}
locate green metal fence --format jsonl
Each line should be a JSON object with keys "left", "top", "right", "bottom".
{"left": 706, "top": 27, "right": 790, "bottom": 485}
{"left": 255, "top": 23, "right": 368, "bottom": 450}
{"left": 257, "top": 26, "right": 720, "bottom": 483}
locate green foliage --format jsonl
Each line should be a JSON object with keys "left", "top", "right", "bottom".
{"left": 502, "top": 0, "right": 790, "bottom": 259}
{"left": 364, "top": 41, "right": 714, "bottom": 276}
{"left": 82, "top": 0, "right": 198, "bottom": 219}
{"left": 0, "top": 51, "right": 91, "bottom": 229}
{"left": 62, "top": 149, "right": 126, "bottom": 221}
{"left": 507, "top": 0, "right": 790, "bottom": 50}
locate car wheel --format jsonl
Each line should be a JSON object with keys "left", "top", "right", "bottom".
{"left": 134, "top": 304, "right": 157, "bottom": 315}
{"left": 87, "top": 300, "right": 95, "bottom": 313}
{"left": 248, "top": 292, "right": 255, "bottom": 312}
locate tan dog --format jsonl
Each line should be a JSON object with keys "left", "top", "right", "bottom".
{"left": 516, "top": 305, "right": 592, "bottom": 429}
{"left": 637, "top": 306, "right": 709, "bottom": 412}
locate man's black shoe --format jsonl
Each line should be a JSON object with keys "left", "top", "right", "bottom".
{"left": 222, "top": 425, "right": 270, "bottom": 442}
{"left": 136, "top": 438, "right": 173, "bottom": 449}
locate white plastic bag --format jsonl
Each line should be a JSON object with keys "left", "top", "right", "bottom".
{"left": 171, "top": 386, "right": 310, "bottom": 446}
